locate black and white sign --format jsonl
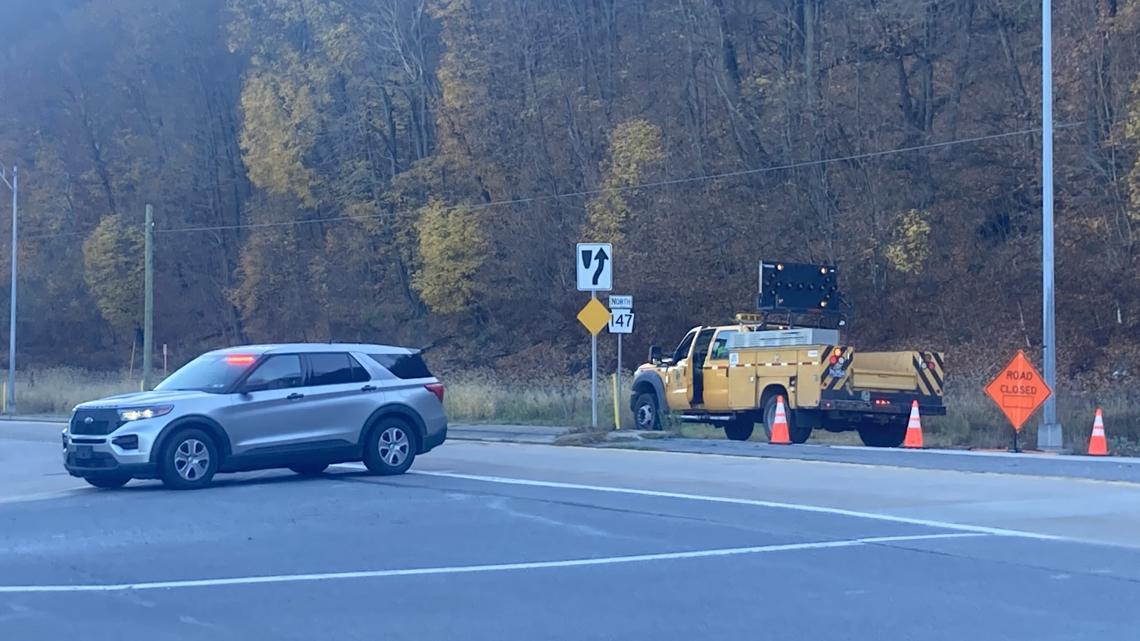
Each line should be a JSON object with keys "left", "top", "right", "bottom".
{"left": 576, "top": 243, "right": 613, "bottom": 291}
{"left": 608, "top": 295, "right": 632, "bottom": 309}
{"left": 609, "top": 310, "right": 634, "bottom": 334}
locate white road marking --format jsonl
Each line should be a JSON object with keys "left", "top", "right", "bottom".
{"left": 0, "top": 533, "right": 980, "bottom": 593}
{"left": 410, "top": 470, "right": 1064, "bottom": 540}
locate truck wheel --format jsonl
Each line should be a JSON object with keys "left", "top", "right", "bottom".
{"left": 763, "top": 395, "right": 811, "bottom": 444}
{"left": 858, "top": 419, "right": 907, "bottom": 448}
{"left": 724, "top": 419, "right": 754, "bottom": 441}
{"left": 633, "top": 393, "right": 662, "bottom": 431}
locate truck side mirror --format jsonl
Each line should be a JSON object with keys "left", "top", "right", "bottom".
{"left": 648, "top": 345, "right": 662, "bottom": 364}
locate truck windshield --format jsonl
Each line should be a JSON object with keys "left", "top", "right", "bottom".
{"left": 154, "top": 353, "right": 257, "bottom": 393}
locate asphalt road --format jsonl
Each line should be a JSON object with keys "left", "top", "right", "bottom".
{"left": 3, "top": 421, "right": 1140, "bottom": 640}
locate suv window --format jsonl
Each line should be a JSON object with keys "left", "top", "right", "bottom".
{"left": 308, "top": 353, "right": 370, "bottom": 386}
{"left": 244, "top": 355, "right": 303, "bottom": 391}
{"left": 368, "top": 352, "right": 433, "bottom": 379}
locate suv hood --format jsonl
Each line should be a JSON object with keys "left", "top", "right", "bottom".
{"left": 77, "top": 390, "right": 213, "bottom": 409}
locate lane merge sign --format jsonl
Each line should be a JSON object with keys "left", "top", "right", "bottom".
{"left": 576, "top": 243, "right": 613, "bottom": 291}
{"left": 984, "top": 350, "right": 1052, "bottom": 432}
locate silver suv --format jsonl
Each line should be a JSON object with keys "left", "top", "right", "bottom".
{"left": 62, "top": 344, "right": 447, "bottom": 489}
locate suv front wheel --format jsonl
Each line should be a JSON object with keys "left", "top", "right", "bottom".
{"left": 158, "top": 428, "right": 220, "bottom": 490}
{"left": 363, "top": 419, "right": 417, "bottom": 475}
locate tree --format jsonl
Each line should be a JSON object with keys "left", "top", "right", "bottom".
{"left": 412, "top": 199, "right": 487, "bottom": 315}
{"left": 82, "top": 215, "right": 143, "bottom": 331}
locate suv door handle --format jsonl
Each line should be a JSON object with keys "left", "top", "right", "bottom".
{"left": 361, "top": 385, "right": 377, "bottom": 392}
{"left": 286, "top": 392, "right": 305, "bottom": 401}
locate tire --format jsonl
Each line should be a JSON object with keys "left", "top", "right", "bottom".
{"left": 84, "top": 474, "right": 131, "bottom": 489}
{"left": 289, "top": 463, "right": 329, "bottom": 476}
{"left": 633, "top": 392, "right": 662, "bottom": 431}
{"left": 763, "top": 394, "right": 811, "bottom": 444}
{"left": 363, "top": 419, "right": 417, "bottom": 476}
{"left": 858, "top": 419, "right": 907, "bottom": 448}
{"left": 724, "top": 418, "right": 754, "bottom": 441}
{"left": 158, "top": 428, "right": 220, "bottom": 490}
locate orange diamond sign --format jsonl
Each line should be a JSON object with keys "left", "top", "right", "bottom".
{"left": 984, "top": 350, "right": 1052, "bottom": 432}
{"left": 576, "top": 298, "right": 611, "bottom": 336}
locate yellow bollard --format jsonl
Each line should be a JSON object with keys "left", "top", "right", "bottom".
{"left": 612, "top": 373, "right": 620, "bottom": 430}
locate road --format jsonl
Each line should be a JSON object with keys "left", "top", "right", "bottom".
{"left": 3, "top": 421, "right": 1140, "bottom": 640}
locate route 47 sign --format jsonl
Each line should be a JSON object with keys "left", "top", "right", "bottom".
{"left": 576, "top": 243, "right": 612, "bottom": 291}
{"left": 609, "top": 309, "right": 634, "bottom": 334}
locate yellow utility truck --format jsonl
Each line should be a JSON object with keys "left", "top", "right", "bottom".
{"left": 630, "top": 261, "right": 945, "bottom": 447}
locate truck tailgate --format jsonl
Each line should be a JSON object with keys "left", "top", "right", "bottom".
{"left": 851, "top": 352, "right": 938, "bottom": 393}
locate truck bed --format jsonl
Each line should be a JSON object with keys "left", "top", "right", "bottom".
{"left": 851, "top": 351, "right": 943, "bottom": 396}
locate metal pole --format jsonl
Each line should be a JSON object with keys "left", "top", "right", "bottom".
{"left": 142, "top": 204, "right": 154, "bottom": 390}
{"left": 1038, "top": 0, "right": 1062, "bottom": 450}
{"left": 6, "top": 166, "right": 16, "bottom": 415}
{"left": 616, "top": 333, "right": 622, "bottom": 430}
{"left": 591, "top": 291, "right": 598, "bottom": 429}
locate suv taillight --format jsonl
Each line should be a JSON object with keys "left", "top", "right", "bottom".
{"left": 424, "top": 382, "right": 444, "bottom": 404}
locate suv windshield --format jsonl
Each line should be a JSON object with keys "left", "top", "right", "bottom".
{"left": 154, "top": 353, "right": 258, "bottom": 393}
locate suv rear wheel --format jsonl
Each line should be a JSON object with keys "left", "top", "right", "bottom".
{"left": 158, "top": 428, "right": 219, "bottom": 490}
{"left": 363, "top": 419, "right": 416, "bottom": 475}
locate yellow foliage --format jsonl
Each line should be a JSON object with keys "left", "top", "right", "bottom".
{"left": 413, "top": 199, "right": 487, "bottom": 314}
{"left": 885, "top": 209, "right": 931, "bottom": 274}
{"left": 239, "top": 71, "right": 321, "bottom": 206}
{"left": 586, "top": 119, "right": 664, "bottom": 243}
{"left": 82, "top": 215, "right": 144, "bottom": 330}
{"left": 1126, "top": 78, "right": 1140, "bottom": 218}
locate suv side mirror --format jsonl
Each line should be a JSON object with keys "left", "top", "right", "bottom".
{"left": 648, "top": 345, "right": 662, "bottom": 364}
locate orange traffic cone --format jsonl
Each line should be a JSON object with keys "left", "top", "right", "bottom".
{"left": 769, "top": 395, "right": 791, "bottom": 444}
{"left": 903, "top": 400, "right": 924, "bottom": 449}
{"left": 1088, "top": 408, "right": 1108, "bottom": 456}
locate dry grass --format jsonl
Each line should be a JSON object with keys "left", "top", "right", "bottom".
{"left": 443, "top": 370, "right": 636, "bottom": 430}
{"left": 2, "top": 368, "right": 139, "bottom": 415}
{"left": 8, "top": 368, "right": 1139, "bottom": 455}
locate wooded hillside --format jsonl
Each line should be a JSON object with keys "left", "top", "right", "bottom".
{"left": 2, "top": 0, "right": 1140, "bottom": 385}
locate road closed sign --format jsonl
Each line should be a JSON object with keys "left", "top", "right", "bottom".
{"left": 984, "top": 350, "right": 1052, "bottom": 432}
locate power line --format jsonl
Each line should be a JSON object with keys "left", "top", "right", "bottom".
{"left": 23, "top": 121, "right": 1085, "bottom": 240}
{"left": 155, "top": 123, "right": 1080, "bottom": 235}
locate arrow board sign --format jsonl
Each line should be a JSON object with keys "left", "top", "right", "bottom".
{"left": 576, "top": 243, "right": 613, "bottom": 291}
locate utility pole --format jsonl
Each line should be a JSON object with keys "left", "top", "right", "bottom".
{"left": 142, "top": 204, "right": 155, "bottom": 390}
{"left": 0, "top": 164, "right": 16, "bottom": 415}
{"left": 1038, "top": 0, "right": 1062, "bottom": 450}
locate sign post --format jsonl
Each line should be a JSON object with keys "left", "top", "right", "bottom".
{"left": 607, "top": 295, "right": 633, "bottom": 429}
{"left": 577, "top": 243, "right": 613, "bottom": 429}
{"left": 984, "top": 350, "right": 1053, "bottom": 452}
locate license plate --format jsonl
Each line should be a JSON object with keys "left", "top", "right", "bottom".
{"left": 76, "top": 446, "right": 93, "bottom": 459}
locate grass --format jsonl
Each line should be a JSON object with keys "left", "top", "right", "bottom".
{"left": 8, "top": 368, "right": 1139, "bottom": 456}
{"left": 2, "top": 368, "right": 141, "bottom": 415}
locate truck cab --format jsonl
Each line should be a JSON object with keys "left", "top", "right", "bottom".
{"left": 630, "top": 262, "right": 946, "bottom": 447}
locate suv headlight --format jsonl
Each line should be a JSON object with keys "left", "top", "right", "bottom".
{"left": 118, "top": 405, "right": 174, "bottom": 422}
